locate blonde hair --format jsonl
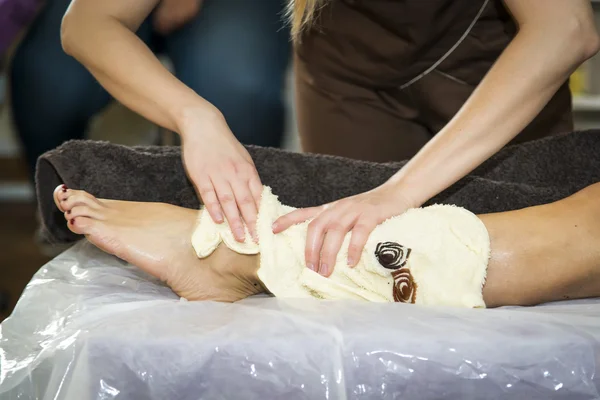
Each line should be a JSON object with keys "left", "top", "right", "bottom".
{"left": 286, "top": 0, "right": 326, "bottom": 40}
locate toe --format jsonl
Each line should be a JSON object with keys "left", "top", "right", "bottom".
{"left": 61, "top": 190, "right": 103, "bottom": 212}
{"left": 67, "top": 216, "right": 95, "bottom": 235}
{"left": 65, "top": 205, "right": 103, "bottom": 222}
{"left": 53, "top": 184, "right": 69, "bottom": 212}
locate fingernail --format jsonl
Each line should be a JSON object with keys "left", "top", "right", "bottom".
{"left": 320, "top": 263, "right": 329, "bottom": 276}
{"left": 271, "top": 222, "right": 279, "bottom": 232}
{"left": 347, "top": 257, "right": 354, "bottom": 266}
{"left": 307, "top": 263, "right": 315, "bottom": 271}
{"left": 235, "top": 228, "right": 245, "bottom": 241}
{"left": 215, "top": 213, "right": 223, "bottom": 223}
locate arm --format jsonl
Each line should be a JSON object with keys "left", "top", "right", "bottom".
{"left": 389, "top": 0, "right": 600, "bottom": 206}
{"left": 61, "top": 0, "right": 263, "bottom": 243}
{"left": 61, "top": 0, "right": 212, "bottom": 132}
{"left": 274, "top": 0, "right": 600, "bottom": 277}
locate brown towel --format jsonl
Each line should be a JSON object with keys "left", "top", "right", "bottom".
{"left": 36, "top": 130, "right": 600, "bottom": 244}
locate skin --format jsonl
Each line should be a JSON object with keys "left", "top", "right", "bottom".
{"left": 61, "top": 0, "right": 262, "bottom": 244}
{"left": 61, "top": 0, "right": 600, "bottom": 278}
{"left": 53, "top": 184, "right": 600, "bottom": 307}
{"left": 273, "top": 0, "right": 600, "bottom": 277}
{"left": 53, "top": 185, "right": 263, "bottom": 302}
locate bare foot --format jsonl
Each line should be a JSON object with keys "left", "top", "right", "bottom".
{"left": 53, "top": 185, "right": 263, "bottom": 302}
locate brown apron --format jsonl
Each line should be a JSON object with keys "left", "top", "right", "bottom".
{"left": 294, "top": 0, "right": 573, "bottom": 162}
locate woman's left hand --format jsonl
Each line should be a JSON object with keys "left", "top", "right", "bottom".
{"left": 272, "top": 183, "right": 417, "bottom": 277}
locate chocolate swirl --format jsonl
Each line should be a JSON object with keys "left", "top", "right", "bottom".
{"left": 375, "top": 242, "right": 411, "bottom": 270}
{"left": 392, "top": 268, "right": 417, "bottom": 303}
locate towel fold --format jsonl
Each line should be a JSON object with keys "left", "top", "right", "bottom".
{"left": 36, "top": 130, "right": 600, "bottom": 244}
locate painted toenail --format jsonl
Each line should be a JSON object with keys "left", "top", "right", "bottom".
{"left": 62, "top": 184, "right": 68, "bottom": 193}
{"left": 70, "top": 219, "right": 74, "bottom": 225}
{"left": 67, "top": 210, "right": 71, "bottom": 214}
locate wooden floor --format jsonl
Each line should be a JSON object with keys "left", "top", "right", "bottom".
{"left": 0, "top": 201, "right": 50, "bottom": 322}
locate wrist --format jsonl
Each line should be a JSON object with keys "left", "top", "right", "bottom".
{"left": 383, "top": 175, "right": 428, "bottom": 209}
{"left": 174, "top": 101, "right": 226, "bottom": 140}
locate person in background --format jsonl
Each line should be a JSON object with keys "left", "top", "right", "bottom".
{"left": 10, "top": 0, "right": 290, "bottom": 179}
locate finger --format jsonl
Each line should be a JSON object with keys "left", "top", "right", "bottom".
{"left": 318, "top": 212, "right": 358, "bottom": 276}
{"left": 273, "top": 207, "right": 322, "bottom": 233}
{"left": 197, "top": 178, "right": 224, "bottom": 223}
{"left": 347, "top": 220, "right": 378, "bottom": 267}
{"left": 230, "top": 179, "right": 258, "bottom": 243}
{"left": 305, "top": 215, "right": 330, "bottom": 273}
{"left": 318, "top": 230, "right": 347, "bottom": 278}
{"left": 249, "top": 173, "right": 263, "bottom": 209}
{"left": 212, "top": 177, "right": 245, "bottom": 242}
{"left": 242, "top": 165, "right": 263, "bottom": 242}
{"left": 249, "top": 175, "right": 263, "bottom": 242}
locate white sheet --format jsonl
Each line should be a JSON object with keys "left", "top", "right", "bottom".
{"left": 1, "top": 241, "right": 599, "bottom": 399}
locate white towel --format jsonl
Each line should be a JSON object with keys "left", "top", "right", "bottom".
{"left": 192, "top": 186, "right": 490, "bottom": 308}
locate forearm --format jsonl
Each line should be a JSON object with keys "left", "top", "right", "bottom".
{"left": 388, "top": 5, "right": 600, "bottom": 207}
{"left": 61, "top": 0, "right": 216, "bottom": 134}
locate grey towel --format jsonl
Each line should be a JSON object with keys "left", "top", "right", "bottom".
{"left": 36, "top": 130, "right": 600, "bottom": 244}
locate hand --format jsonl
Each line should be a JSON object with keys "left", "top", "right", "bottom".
{"left": 181, "top": 111, "right": 263, "bottom": 243}
{"left": 272, "top": 183, "right": 418, "bottom": 277}
{"left": 153, "top": 0, "right": 203, "bottom": 35}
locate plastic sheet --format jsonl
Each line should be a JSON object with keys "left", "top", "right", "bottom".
{"left": 1, "top": 241, "right": 600, "bottom": 400}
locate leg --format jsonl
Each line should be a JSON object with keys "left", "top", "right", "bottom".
{"left": 53, "top": 183, "right": 600, "bottom": 307}
{"left": 52, "top": 185, "right": 262, "bottom": 302}
{"left": 481, "top": 182, "right": 600, "bottom": 307}
{"left": 164, "top": 0, "right": 291, "bottom": 147}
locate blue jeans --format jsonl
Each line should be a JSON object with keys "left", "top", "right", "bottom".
{"left": 10, "top": 0, "right": 291, "bottom": 178}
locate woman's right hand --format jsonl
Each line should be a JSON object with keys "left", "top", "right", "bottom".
{"left": 180, "top": 110, "right": 263, "bottom": 243}
{"left": 62, "top": 0, "right": 263, "bottom": 242}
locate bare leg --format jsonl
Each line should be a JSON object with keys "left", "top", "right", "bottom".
{"left": 481, "top": 182, "right": 600, "bottom": 307}
{"left": 53, "top": 184, "right": 600, "bottom": 307}
{"left": 53, "top": 185, "right": 263, "bottom": 302}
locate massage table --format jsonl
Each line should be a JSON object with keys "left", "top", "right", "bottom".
{"left": 0, "top": 240, "right": 599, "bottom": 399}
{"left": 3, "top": 130, "right": 600, "bottom": 399}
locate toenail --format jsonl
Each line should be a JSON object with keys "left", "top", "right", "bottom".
{"left": 70, "top": 219, "right": 74, "bottom": 225}
{"left": 62, "top": 184, "right": 68, "bottom": 193}
{"left": 67, "top": 210, "right": 71, "bottom": 214}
